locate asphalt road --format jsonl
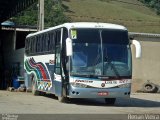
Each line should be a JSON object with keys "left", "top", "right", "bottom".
{"left": 0, "top": 90, "right": 160, "bottom": 120}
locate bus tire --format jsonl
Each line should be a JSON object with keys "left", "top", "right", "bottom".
{"left": 105, "top": 98, "right": 116, "bottom": 105}
{"left": 32, "top": 83, "right": 40, "bottom": 96}
{"left": 143, "top": 83, "right": 157, "bottom": 93}
{"left": 31, "top": 77, "right": 40, "bottom": 96}
{"left": 58, "top": 96, "right": 68, "bottom": 103}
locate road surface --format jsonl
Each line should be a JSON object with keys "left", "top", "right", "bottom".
{"left": 0, "top": 90, "right": 160, "bottom": 120}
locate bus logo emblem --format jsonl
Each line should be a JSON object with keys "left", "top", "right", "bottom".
{"left": 101, "top": 83, "right": 105, "bottom": 87}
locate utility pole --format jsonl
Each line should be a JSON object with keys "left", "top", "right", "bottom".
{"left": 38, "top": 0, "right": 44, "bottom": 31}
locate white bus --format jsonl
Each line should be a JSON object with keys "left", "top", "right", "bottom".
{"left": 24, "top": 22, "right": 141, "bottom": 104}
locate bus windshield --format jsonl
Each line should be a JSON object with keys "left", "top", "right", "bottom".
{"left": 70, "top": 29, "right": 131, "bottom": 78}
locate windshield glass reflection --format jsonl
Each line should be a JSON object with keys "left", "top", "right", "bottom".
{"left": 70, "top": 29, "right": 131, "bottom": 78}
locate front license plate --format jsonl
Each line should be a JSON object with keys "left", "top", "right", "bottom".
{"left": 98, "top": 92, "right": 108, "bottom": 96}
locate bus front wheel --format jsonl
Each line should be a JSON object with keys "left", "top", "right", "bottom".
{"left": 31, "top": 77, "right": 40, "bottom": 96}
{"left": 58, "top": 96, "right": 69, "bottom": 103}
{"left": 104, "top": 98, "right": 116, "bottom": 105}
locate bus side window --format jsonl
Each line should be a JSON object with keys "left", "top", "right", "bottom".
{"left": 48, "top": 33, "right": 51, "bottom": 52}
{"left": 56, "top": 30, "right": 61, "bottom": 46}
{"left": 31, "top": 37, "right": 34, "bottom": 54}
{"left": 38, "top": 35, "right": 41, "bottom": 53}
{"left": 25, "top": 38, "right": 29, "bottom": 55}
{"left": 35, "top": 36, "right": 38, "bottom": 53}
{"left": 28, "top": 38, "right": 31, "bottom": 54}
{"left": 43, "top": 34, "right": 46, "bottom": 52}
{"left": 63, "top": 28, "right": 68, "bottom": 40}
{"left": 49, "top": 31, "right": 55, "bottom": 53}
{"left": 40, "top": 34, "right": 43, "bottom": 53}
{"left": 55, "top": 29, "right": 61, "bottom": 75}
{"left": 62, "top": 28, "right": 68, "bottom": 53}
{"left": 45, "top": 33, "right": 49, "bottom": 52}
{"left": 36, "top": 35, "right": 39, "bottom": 53}
{"left": 42, "top": 34, "right": 45, "bottom": 52}
{"left": 30, "top": 38, "right": 33, "bottom": 54}
{"left": 33, "top": 36, "right": 36, "bottom": 54}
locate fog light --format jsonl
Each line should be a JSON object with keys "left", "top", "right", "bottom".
{"left": 118, "top": 83, "right": 131, "bottom": 88}
{"left": 71, "top": 83, "right": 87, "bottom": 88}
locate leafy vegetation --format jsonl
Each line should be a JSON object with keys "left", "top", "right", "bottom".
{"left": 12, "top": 3, "right": 38, "bottom": 26}
{"left": 12, "top": 0, "right": 70, "bottom": 27}
{"left": 12, "top": 0, "right": 160, "bottom": 33}
{"left": 138, "top": 0, "right": 160, "bottom": 15}
{"left": 44, "top": 0, "right": 70, "bottom": 27}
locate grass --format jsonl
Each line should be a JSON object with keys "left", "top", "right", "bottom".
{"left": 63, "top": 0, "right": 160, "bottom": 33}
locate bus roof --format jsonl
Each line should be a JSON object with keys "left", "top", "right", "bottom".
{"left": 27, "top": 22, "right": 127, "bottom": 38}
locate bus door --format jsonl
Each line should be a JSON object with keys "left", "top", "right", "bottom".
{"left": 54, "top": 28, "right": 68, "bottom": 98}
{"left": 54, "top": 29, "right": 63, "bottom": 97}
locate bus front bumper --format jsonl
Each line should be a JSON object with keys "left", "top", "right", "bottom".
{"left": 68, "top": 86, "right": 131, "bottom": 98}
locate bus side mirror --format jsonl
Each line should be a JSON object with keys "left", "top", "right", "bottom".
{"left": 66, "top": 38, "right": 73, "bottom": 56}
{"left": 132, "top": 40, "right": 141, "bottom": 58}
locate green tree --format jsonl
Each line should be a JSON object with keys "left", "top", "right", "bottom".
{"left": 12, "top": 0, "right": 70, "bottom": 27}
{"left": 12, "top": 3, "right": 38, "bottom": 26}
{"left": 138, "top": 0, "right": 160, "bottom": 15}
{"left": 44, "top": 0, "right": 70, "bottom": 27}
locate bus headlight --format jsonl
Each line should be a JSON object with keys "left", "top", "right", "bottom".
{"left": 71, "top": 83, "right": 88, "bottom": 88}
{"left": 118, "top": 83, "right": 131, "bottom": 88}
